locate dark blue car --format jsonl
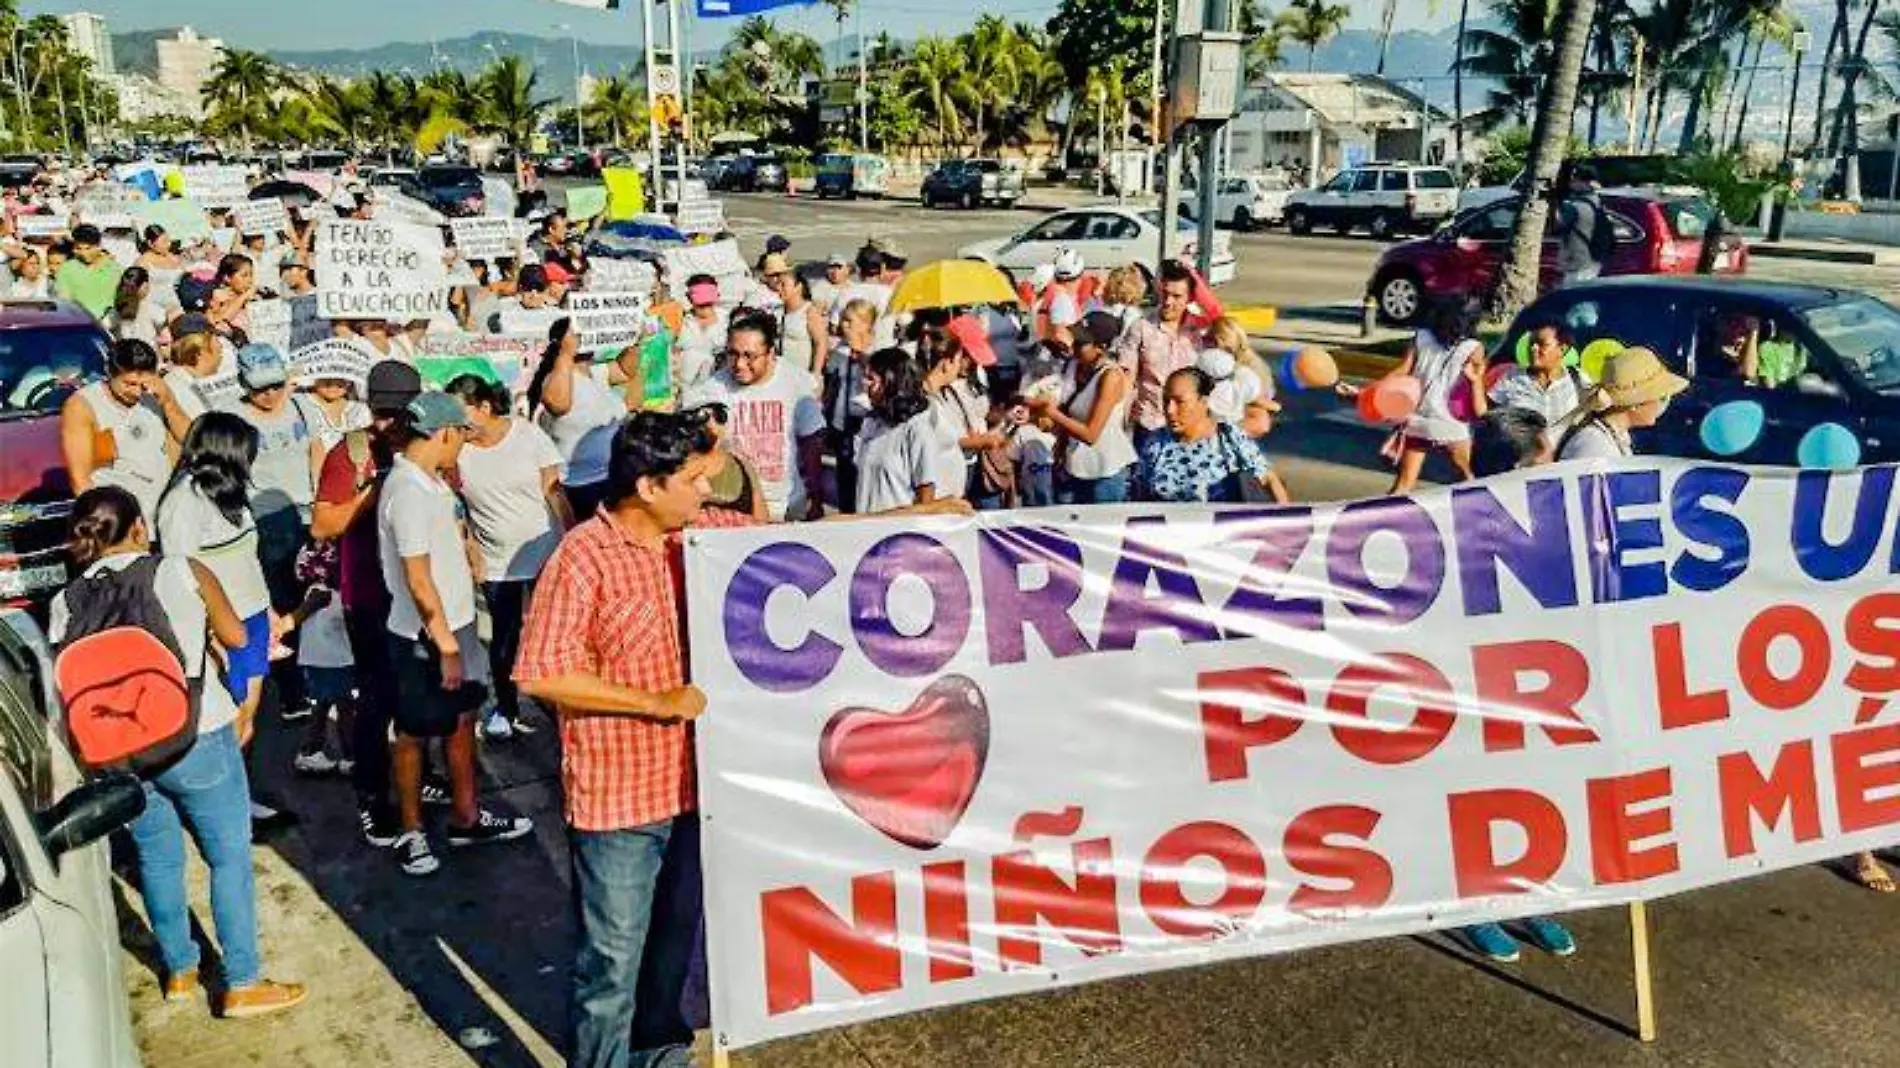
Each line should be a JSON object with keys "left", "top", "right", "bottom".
{"left": 1502, "top": 277, "right": 1900, "bottom": 465}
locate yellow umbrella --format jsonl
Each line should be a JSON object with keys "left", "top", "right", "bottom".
{"left": 888, "top": 259, "right": 1020, "bottom": 314}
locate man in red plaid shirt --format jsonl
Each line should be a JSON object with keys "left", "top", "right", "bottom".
{"left": 515, "top": 408, "right": 746, "bottom": 1068}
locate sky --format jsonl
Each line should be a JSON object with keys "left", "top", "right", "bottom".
{"left": 24, "top": 0, "right": 1434, "bottom": 55}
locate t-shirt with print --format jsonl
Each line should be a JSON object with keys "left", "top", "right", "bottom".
{"left": 163, "top": 367, "right": 209, "bottom": 424}
{"left": 683, "top": 361, "right": 825, "bottom": 520}
{"left": 537, "top": 367, "right": 623, "bottom": 490}
{"left": 459, "top": 418, "right": 567, "bottom": 582}
{"left": 1139, "top": 427, "right": 1271, "bottom": 503}
{"left": 304, "top": 397, "right": 372, "bottom": 454}
{"left": 378, "top": 455, "right": 477, "bottom": 640}
{"left": 155, "top": 479, "right": 272, "bottom": 619}
{"left": 48, "top": 553, "right": 238, "bottom": 735}
{"left": 317, "top": 436, "right": 389, "bottom": 614}
{"left": 232, "top": 397, "right": 316, "bottom": 522}
{"left": 854, "top": 412, "right": 940, "bottom": 513}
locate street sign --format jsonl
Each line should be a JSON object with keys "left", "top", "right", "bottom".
{"left": 652, "top": 64, "right": 679, "bottom": 94}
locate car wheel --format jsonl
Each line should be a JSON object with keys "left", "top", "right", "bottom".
{"left": 1233, "top": 207, "right": 1254, "bottom": 231}
{"left": 964, "top": 191, "right": 978, "bottom": 210}
{"left": 1288, "top": 208, "right": 1311, "bottom": 235}
{"left": 1375, "top": 270, "right": 1424, "bottom": 326}
{"left": 1369, "top": 212, "right": 1394, "bottom": 240}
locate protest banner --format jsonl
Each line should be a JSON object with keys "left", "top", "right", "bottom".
{"left": 565, "top": 184, "right": 608, "bottom": 222}
{"left": 589, "top": 256, "right": 657, "bottom": 294}
{"left": 568, "top": 290, "right": 647, "bottom": 353}
{"left": 131, "top": 199, "right": 213, "bottom": 243}
{"left": 376, "top": 189, "right": 446, "bottom": 226}
{"left": 193, "top": 370, "right": 242, "bottom": 410}
{"left": 449, "top": 216, "right": 522, "bottom": 262}
{"left": 413, "top": 331, "right": 542, "bottom": 392}
{"left": 602, "top": 167, "right": 646, "bottom": 220}
{"left": 236, "top": 197, "right": 290, "bottom": 236}
{"left": 82, "top": 211, "right": 136, "bottom": 233}
{"left": 180, "top": 165, "right": 249, "bottom": 208}
{"left": 315, "top": 218, "right": 449, "bottom": 321}
{"left": 247, "top": 298, "right": 293, "bottom": 353}
{"left": 663, "top": 238, "right": 748, "bottom": 298}
{"left": 687, "top": 459, "right": 1900, "bottom": 1050}
{"left": 14, "top": 214, "right": 68, "bottom": 241}
{"left": 290, "top": 337, "right": 374, "bottom": 386}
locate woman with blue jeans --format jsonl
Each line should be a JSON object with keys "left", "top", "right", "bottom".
{"left": 1029, "top": 310, "right": 1136, "bottom": 506}
{"left": 50, "top": 487, "right": 306, "bottom": 1019}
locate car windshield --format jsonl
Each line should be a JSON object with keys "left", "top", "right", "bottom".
{"left": 1139, "top": 209, "right": 1194, "bottom": 233}
{"left": 0, "top": 324, "right": 107, "bottom": 416}
{"left": 421, "top": 168, "right": 479, "bottom": 187}
{"left": 1802, "top": 297, "right": 1900, "bottom": 392}
{"left": 1660, "top": 197, "right": 1716, "bottom": 239}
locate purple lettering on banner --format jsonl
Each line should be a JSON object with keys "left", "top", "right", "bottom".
{"left": 1579, "top": 470, "right": 1667, "bottom": 603}
{"left": 850, "top": 533, "right": 972, "bottom": 678}
{"left": 1789, "top": 467, "right": 1893, "bottom": 581}
{"left": 1670, "top": 466, "right": 1752, "bottom": 591}
{"left": 1324, "top": 498, "right": 1446, "bottom": 625}
{"left": 1098, "top": 517, "right": 1220, "bottom": 652}
{"left": 979, "top": 525, "right": 1093, "bottom": 665}
{"left": 1450, "top": 479, "right": 1578, "bottom": 616}
{"left": 1213, "top": 508, "right": 1324, "bottom": 637}
{"left": 723, "top": 542, "right": 842, "bottom": 693}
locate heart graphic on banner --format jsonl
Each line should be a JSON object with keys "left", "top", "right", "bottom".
{"left": 819, "top": 674, "right": 990, "bottom": 850}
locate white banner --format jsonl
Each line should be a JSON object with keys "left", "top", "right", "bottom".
{"left": 15, "top": 214, "right": 67, "bottom": 241}
{"left": 449, "top": 216, "right": 524, "bottom": 262}
{"left": 499, "top": 305, "right": 565, "bottom": 339}
{"left": 568, "top": 290, "right": 647, "bottom": 352}
{"left": 290, "top": 337, "right": 374, "bottom": 387}
{"left": 687, "top": 459, "right": 1900, "bottom": 1049}
{"left": 675, "top": 197, "right": 726, "bottom": 235}
{"left": 589, "top": 257, "right": 656, "bottom": 294}
{"left": 315, "top": 218, "right": 448, "bottom": 322}
{"left": 180, "top": 165, "right": 249, "bottom": 208}
{"left": 376, "top": 189, "right": 446, "bottom": 227}
{"left": 247, "top": 298, "right": 293, "bottom": 353}
{"left": 194, "top": 370, "right": 242, "bottom": 410}
{"left": 236, "top": 197, "right": 290, "bottom": 236}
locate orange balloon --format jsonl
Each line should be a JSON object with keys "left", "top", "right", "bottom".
{"left": 1356, "top": 383, "right": 1382, "bottom": 423}
{"left": 1292, "top": 346, "right": 1338, "bottom": 389}
{"left": 1370, "top": 375, "right": 1422, "bottom": 421}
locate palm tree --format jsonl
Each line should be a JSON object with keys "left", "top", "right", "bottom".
{"left": 301, "top": 76, "right": 372, "bottom": 151}
{"left": 964, "top": 15, "right": 1020, "bottom": 153}
{"left": 1455, "top": 0, "right": 1558, "bottom": 133}
{"left": 585, "top": 74, "right": 648, "bottom": 146}
{"left": 201, "top": 48, "right": 283, "bottom": 153}
{"left": 1730, "top": 3, "right": 1798, "bottom": 150}
{"left": 482, "top": 55, "right": 554, "bottom": 152}
{"left": 1277, "top": 0, "right": 1353, "bottom": 71}
{"left": 1453, "top": 0, "right": 1471, "bottom": 166}
{"left": 904, "top": 35, "right": 977, "bottom": 152}
{"left": 1495, "top": 0, "right": 1598, "bottom": 318}
{"left": 1825, "top": 0, "right": 1882, "bottom": 199}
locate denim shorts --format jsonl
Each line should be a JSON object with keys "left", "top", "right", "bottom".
{"left": 224, "top": 612, "right": 272, "bottom": 704}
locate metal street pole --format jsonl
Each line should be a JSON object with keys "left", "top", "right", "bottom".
{"left": 1195, "top": 0, "right": 1235, "bottom": 280}
{"left": 641, "top": 0, "right": 661, "bottom": 173}
{"left": 856, "top": 1, "right": 868, "bottom": 153}
{"left": 1781, "top": 39, "right": 1808, "bottom": 164}
{"left": 569, "top": 28, "right": 586, "bottom": 152}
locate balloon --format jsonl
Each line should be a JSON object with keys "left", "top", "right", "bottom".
{"left": 1291, "top": 345, "right": 1338, "bottom": 389}
{"left": 1447, "top": 379, "right": 1477, "bottom": 422}
{"left": 1276, "top": 349, "right": 1305, "bottom": 393}
{"left": 1798, "top": 422, "right": 1861, "bottom": 470}
{"left": 1579, "top": 338, "right": 1621, "bottom": 381}
{"left": 1698, "top": 400, "right": 1765, "bottom": 457}
{"left": 1361, "top": 374, "right": 1422, "bottom": 423}
{"left": 1514, "top": 332, "right": 1531, "bottom": 366}
{"left": 1484, "top": 361, "right": 1513, "bottom": 392}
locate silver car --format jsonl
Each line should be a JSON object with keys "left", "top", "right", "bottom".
{"left": 0, "top": 608, "right": 145, "bottom": 1068}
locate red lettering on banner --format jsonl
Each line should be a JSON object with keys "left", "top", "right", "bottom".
{"left": 1716, "top": 742, "right": 1822, "bottom": 858}
{"left": 1284, "top": 805, "right": 1392, "bottom": 913}
{"left": 1831, "top": 723, "right": 1900, "bottom": 833}
{"left": 1846, "top": 593, "right": 1900, "bottom": 694}
{"left": 1327, "top": 655, "right": 1458, "bottom": 765}
{"left": 761, "top": 872, "right": 901, "bottom": 1016}
{"left": 1655, "top": 622, "right": 1729, "bottom": 731}
{"left": 1138, "top": 821, "right": 1269, "bottom": 938}
{"left": 1472, "top": 640, "right": 1598, "bottom": 752}
{"left": 1447, "top": 789, "right": 1566, "bottom": 898}
{"left": 1587, "top": 768, "right": 1679, "bottom": 884}
{"left": 1737, "top": 605, "right": 1831, "bottom": 711}
{"left": 922, "top": 861, "right": 975, "bottom": 983}
{"left": 1198, "top": 667, "right": 1306, "bottom": 782}
{"left": 993, "top": 815, "right": 1121, "bottom": 968}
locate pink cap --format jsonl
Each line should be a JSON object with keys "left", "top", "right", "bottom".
{"left": 947, "top": 315, "right": 996, "bottom": 368}
{"left": 686, "top": 280, "right": 719, "bottom": 306}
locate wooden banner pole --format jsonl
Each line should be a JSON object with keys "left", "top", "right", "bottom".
{"left": 1629, "top": 901, "right": 1658, "bottom": 1043}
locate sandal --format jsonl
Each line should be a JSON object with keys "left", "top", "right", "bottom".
{"left": 1855, "top": 852, "right": 1896, "bottom": 894}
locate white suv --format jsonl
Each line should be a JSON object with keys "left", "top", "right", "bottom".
{"left": 1285, "top": 163, "right": 1460, "bottom": 239}
{"left": 1179, "top": 173, "right": 1292, "bottom": 230}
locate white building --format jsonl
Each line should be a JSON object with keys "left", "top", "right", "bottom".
{"left": 110, "top": 73, "right": 194, "bottom": 123}
{"left": 59, "top": 11, "right": 114, "bottom": 76}
{"left": 155, "top": 26, "right": 225, "bottom": 120}
{"left": 1228, "top": 73, "right": 1450, "bottom": 184}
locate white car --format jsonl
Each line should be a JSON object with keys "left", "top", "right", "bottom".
{"left": 958, "top": 205, "right": 1237, "bottom": 286}
{"left": 0, "top": 608, "right": 145, "bottom": 1068}
{"left": 366, "top": 167, "right": 416, "bottom": 190}
{"left": 1179, "top": 173, "right": 1292, "bottom": 230}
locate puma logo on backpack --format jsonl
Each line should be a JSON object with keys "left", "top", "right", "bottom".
{"left": 54, "top": 555, "right": 204, "bottom": 776}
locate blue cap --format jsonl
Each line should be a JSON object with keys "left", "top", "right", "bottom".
{"left": 236, "top": 343, "right": 289, "bottom": 391}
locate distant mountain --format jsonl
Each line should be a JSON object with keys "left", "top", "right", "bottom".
{"left": 110, "top": 27, "right": 176, "bottom": 78}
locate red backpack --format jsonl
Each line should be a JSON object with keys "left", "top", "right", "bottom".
{"left": 54, "top": 556, "right": 204, "bottom": 776}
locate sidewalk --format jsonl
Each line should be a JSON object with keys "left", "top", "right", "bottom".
{"left": 1745, "top": 238, "right": 1900, "bottom": 266}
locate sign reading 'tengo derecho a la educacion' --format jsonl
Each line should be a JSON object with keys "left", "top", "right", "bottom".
{"left": 687, "top": 459, "right": 1900, "bottom": 1050}
{"left": 315, "top": 218, "right": 448, "bottom": 321}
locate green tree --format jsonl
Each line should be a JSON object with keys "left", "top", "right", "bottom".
{"left": 903, "top": 35, "right": 978, "bottom": 151}
{"left": 585, "top": 74, "right": 648, "bottom": 147}
{"left": 1278, "top": 0, "right": 1352, "bottom": 70}
{"left": 482, "top": 55, "right": 555, "bottom": 151}
{"left": 201, "top": 48, "right": 284, "bottom": 152}
{"left": 1454, "top": 0, "right": 1557, "bottom": 133}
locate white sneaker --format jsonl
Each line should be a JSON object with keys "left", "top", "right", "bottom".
{"left": 480, "top": 713, "right": 514, "bottom": 741}
{"left": 293, "top": 751, "right": 339, "bottom": 776}
{"left": 395, "top": 830, "right": 440, "bottom": 876}
{"left": 250, "top": 801, "right": 280, "bottom": 821}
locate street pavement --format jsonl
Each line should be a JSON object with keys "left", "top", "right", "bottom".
{"left": 122, "top": 188, "right": 1900, "bottom": 1068}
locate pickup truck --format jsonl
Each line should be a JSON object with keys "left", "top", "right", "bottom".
{"left": 921, "top": 159, "right": 1025, "bottom": 209}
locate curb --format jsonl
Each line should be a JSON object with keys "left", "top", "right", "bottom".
{"left": 1749, "top": 243, "right": 1900, "bottom": 266}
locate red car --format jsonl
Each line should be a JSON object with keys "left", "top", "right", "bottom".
{"left": 0, "top": 300, "right": 113, "bottom": 605}
{"left": 1366, "top": 189, "right": 1750, "bottom": 325}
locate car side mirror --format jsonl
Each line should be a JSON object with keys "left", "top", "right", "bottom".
{"left": 36, "top": 771, "right": 144, "bottom": 865}
{"left": 1795, "top": 372, "right": 1844, "bottom": 399}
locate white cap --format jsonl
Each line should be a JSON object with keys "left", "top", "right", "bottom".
{"left": 1052, "top": 247, "right": 1084, "bottom": 280}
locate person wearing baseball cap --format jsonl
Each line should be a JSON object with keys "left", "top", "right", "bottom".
{"left": 380, "top": 390, "right": 533, "bottom": 875}
{"left": 812, "top": 251, "right": 850, "bottom": 311}
{"left": 312, "top": 357, "right": 423, "bottom": 847}
{"left": 762, "top": 252, "right": 829, "bottom": 376}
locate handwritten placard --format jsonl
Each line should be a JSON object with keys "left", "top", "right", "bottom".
{"left": 15, "top": 214, "right": 68, "bottom": 241}
{"left": 498, "top": 305, "right": 565, "bottom": 339}
{"left": 290, "top": 337, "right": 374, "bottom": 386}
{"left": 675, "top": 197, "right": 726, "bottom": 235}
{"left": 248, "top": 298, "right": 292, "bottom": 352}
{"left": 589, "top": 257, "right": 656, "bottom": 293}
{"left": 180, "top": 165, "right": 249, "bottom": 208}
{"left": 315, "top": 218, "right": 448, "bottom": 321}
{"left": 449, "top": 216, "right": 522, "bottom": 262}
{"left": 568, "top": 290, "right": 648, "bottom": 353}
{"left": 236, "top": 198, "right": 290, "bottom": 236}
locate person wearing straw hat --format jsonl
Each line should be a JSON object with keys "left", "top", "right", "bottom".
{"left": 1555, "top": 346, "right": 1688, "bottom": 462}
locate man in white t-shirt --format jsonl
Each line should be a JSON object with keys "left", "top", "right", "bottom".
{"left": 378, "top": 391, "right": 532, "bottom": 876}
{"left": 682, "top": 310, "right": 826, "bottom": 521}
{"left": 834, "top": 240, "right": 901, "bottom": 349}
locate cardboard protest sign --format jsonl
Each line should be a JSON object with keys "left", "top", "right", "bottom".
{"left": 180, "top": 165, "right": 249, "bottom": 208}
{"left": 82, "top": 211, "right": 136, "bottom": 233}
{"left": 499, "top": 305, "right": 565, "bottom": 339}
{"left": 687, "top": 458, "right": 1900, "bottom": 1050}
{"left": 663, "top": 238, "right": 748, "bottom": 300}
{"left": 675, "top": 197, "right": 726, "bottom": 235}
{"left": 290, "top": 337, "right": 374, "bottom": 387}
{"left": 602, "top": 167, "right": 646, "bottom": 220}
{"left": 589, "top": 257, "right": 656, "bottom": 294}
{"left": 376, "top": 190, "right": 445, "bottom": 227}
{"left": 449, "top": 216, "right": 522, "bottom": 262}
{"left": 315, "top": 218, "right": 449, "bottom": 321}
{"left": 236, "top": 198, "right": 290, "bottom": 236}
{"left": 14, "top": 214, "right": 68, "bottom": 241}
{"left": 564, "top": 184, "right": 608, "bottom": 222}
{"left": 193, "top": 370, "right": 242, "bottom": 410}
{"left": 131, "top": 199, "right": 213, "bottom": 243}
{"left": 248, "top": 298, "right": 293, "bottom": 353}
{"left": 414, "top": 331, "right": 542, "bottom": 392}
{"left": 568, "top": 290, "right": 648, "bottom": 353}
